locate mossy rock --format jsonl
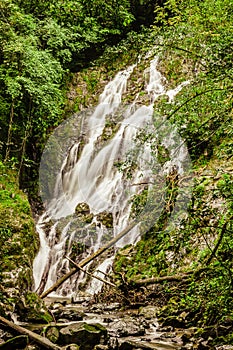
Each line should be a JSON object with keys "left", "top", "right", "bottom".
{"left": 96, "top": 212, "right": 113, "bottom": 228}
{"left": 15, "top": 292, "right": 53, "bottom": 323}
{"left": 46, "top": 327, "right": 60, "bottom": 344}
{"left": 75, "top": 203, "right": 93, "bottom": 223}
{"left": 0, "top": 163, "right": 40, "bottom": 318}
{"left": 59, "top": 322, "right": 108, "bottom": 349}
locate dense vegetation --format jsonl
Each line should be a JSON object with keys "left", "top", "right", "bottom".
{"left": 0, "top": 0, "right": 232, "bottom": 347}
{"left": 0, "top": 0, "right": 154, "bottom": 186}
{"left": 112, "top": 0, "right": 233, "bottom": 345}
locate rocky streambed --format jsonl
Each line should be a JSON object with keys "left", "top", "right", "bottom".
{"left": 1, "top": 297, "right": 232, "bottom": 350}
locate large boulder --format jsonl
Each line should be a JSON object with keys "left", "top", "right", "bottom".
{"left": 52, "top": 305, "right": 84, "bottom": 322}
{"left": 59, "top": 322, "right": 108, "bottom": 349}
{"left": 15, "top": 292, "right": 53, "bottom": 323}
{"left": 107, "top": 316, "right": 146, "bottom": 337}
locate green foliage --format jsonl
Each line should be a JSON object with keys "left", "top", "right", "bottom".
{"left": 0, "top": 161, "right": 40, "bottom": 317}
{"left": 0, "top": 161, "right": 38, "bottom": 280}
{"left": 0, "top": 0, "right": 136, "bottom": 179}
{"left": 113, "top": 0, "right": 233, "bottom": 343}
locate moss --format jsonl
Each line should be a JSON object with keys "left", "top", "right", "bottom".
{"left": 83, "top": 323, "right": 107, "bottom": 333}
{"left": 0, "top": 162, "right": 47, "bottom": 321}
{"left": 75, "top": 202, "right": 94, "bottom": 223}
{"left": 15, "top": 292, "right": 53, "bottom": 323}
{"left": 96, "top": 212, "right": 113, "bottom": 228}
{"left": 46, "top": 327, "right": 60, "bottom": 344}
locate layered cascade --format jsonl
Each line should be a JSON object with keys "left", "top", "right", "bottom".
{"left": 33, "top": 56, "right": 192, "bottom": 297}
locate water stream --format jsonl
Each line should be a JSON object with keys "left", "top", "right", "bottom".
{"left": 33, "top": 56, "right": 192, "bottom": 297}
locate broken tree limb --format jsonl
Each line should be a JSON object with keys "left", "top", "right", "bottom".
{"left": 0, "top": 316, "right": 61, "bottom": 350}
{"left": 65, "top": 256, "right": 116, "bottom": 288}
{"left": 40, "top": 221, "right": 137, "bottom": 298}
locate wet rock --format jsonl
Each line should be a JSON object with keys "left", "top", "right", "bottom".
{"left": 162, "top": 332, "right": 177, "bottom": 338}
{"left": 181, "top": 344, "right": 195, "bottom": 350}
{"left": 15, "top": 292, "right": 53, "bottom": 323}
{"left": 108, "top": 317, "right": 145, "bottom": 337}
{"left": 174, "top": 327, "right": 194, "bottom": 342}
{"left": 52, "top": 306, "right": 84, "bottom": 322}
{"left": 103, "top": 303, "right": 121, "bottom": 312}
{"left": 75, "top": 203, "right": 93, "bottom": 223}
{"left": 46, "top": 326, "right": 59, "bottom": 343}
{"left": 159, "top": 326, "right": 174, "bottom": 332}
{"left": 181, "top": 331, "right": 194, "bottom": 343}
{"left": 51, "top": 302, "right": 65, "bottom": 310}
{"left": 61, "top": 345, "right": 80, "bottom": 350}
{"left": 107, "top": 337, "right": 119, "bottom": 349}
{"left": 88, "top": 303, "right": 104, "bottom": 313}
{"left": 93, "top": 345, "right": 109, "bottom": 350}
{"left": 59, "top": 322, "right": 108, "bottom": 349}
{"left": 138, "top": 305, "right": 158, "bottom": 319}
{"left": 218, "top": 325, "right": 233, "bottom": 337}
{"left": 96, "top": 212, "right": 113, "bottom": 228}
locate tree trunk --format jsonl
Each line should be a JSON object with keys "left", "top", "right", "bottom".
{"left": 5, "top": 100, "right": 14, "bottom": 162}
{"left": 0, "top": 316, "right": 61, "bottom": 350}
{"left": 130, "top": 273, "right": 190, "bottom": 286}
{"left": 18, "top": 96, "right": 33, "bottom": 181}
{"left": 129, "top": 267, "right": 207, "bottom": 286}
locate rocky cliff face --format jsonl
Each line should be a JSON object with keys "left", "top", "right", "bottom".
{"left": 0, "top": 162, "right": 51, "bottom": 322}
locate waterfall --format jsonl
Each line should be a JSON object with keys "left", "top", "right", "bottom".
{"left": 33, "top": 57, "right": 192, "bottom": 297}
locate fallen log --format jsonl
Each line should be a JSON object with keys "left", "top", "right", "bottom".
{"left": 65, "top": 255, "right": 116, "bottom": 288}
{"left": 129, "top": 267, "right": 208, "bottom": 286}
{"left": 0, "top": 316, "right": 61, "bottom": 350}
{"left": 130, "top": 273, "right": 190, "bottom": 286}
{"left": 40, "top": 221, "right": 137, "bottom": 298}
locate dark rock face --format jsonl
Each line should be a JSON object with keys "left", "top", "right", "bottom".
{"left": 59, "top": 322, "right": 108, "bottom": 349}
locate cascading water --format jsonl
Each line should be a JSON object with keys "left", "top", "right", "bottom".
{"left": 33, "top": 56, "right": 192, "bottom": 297}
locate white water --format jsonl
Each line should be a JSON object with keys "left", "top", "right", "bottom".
{"left": 33, "top": 57, "right": 192, "bottom": 296}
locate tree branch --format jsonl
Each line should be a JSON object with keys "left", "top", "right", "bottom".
{"left": 40, "top": 221, "right": 137, "bottom": 298}
{"left": 65, "top": 255, "right": 116, "bottom": 288}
